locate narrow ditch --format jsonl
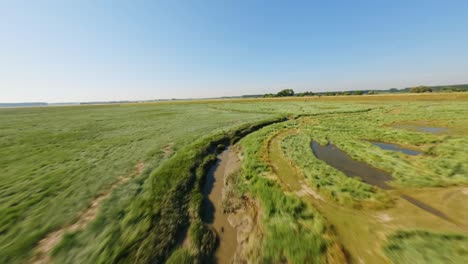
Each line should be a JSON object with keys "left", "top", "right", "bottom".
{"left": 310, "top": 141, "right": 453, "bottom": 222}
{"left": 201, "top": 147, "right": 239, "bottom": 264}
{"left": 170, "top": 117, "right": 289, "bottom": 263}
{"left": 197, "top": 117, "right": 293, "bottom": 263}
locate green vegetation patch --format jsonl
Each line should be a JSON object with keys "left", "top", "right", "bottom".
{"left": 384, "top": 230, "right": 468, "bottom": 264}
{"left": 238, "top": 122, "right": 344, "bottom": 263}
{"left": 297, "top": 102, "right": 468, "bottom": 188}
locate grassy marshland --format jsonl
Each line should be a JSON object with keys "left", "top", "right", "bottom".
{"left": 1, "top": 93, "right": 467, "bottom": 263}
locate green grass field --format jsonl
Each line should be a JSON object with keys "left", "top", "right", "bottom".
{"left": 0, "top": 104, "right": 273, "bottom": 262}
{"left": 1, "top": 93, "right": 467, "bottom": 263}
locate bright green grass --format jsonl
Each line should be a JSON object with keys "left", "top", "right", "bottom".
{"left": 0, "top": 104, "right": 273, "bottom": 263}
{"left": 297, "top": 102, "right": 468, "bottom": 187}
{"left": 384, "top": 230, "right": 468, "bottom": 264}
{"left": 212, "top": 100, "right": 468, "bottom": 188}
{"left": 238, "top": 122, "right": 340, "bottom": 263}
{"left": 208, "top": 100, "right": 375, "bottom": 116}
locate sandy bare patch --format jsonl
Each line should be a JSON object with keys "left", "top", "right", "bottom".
{"left": 387, "top": 108, "right": 403, "bottom": 114}
{"left": 462, "top": 188, "right": 468, "bottom": 196}
{"left": 30, "top": 162, "right": 144, "bottom": 264}
{"left": 296, "top": 184, "right": 324, "bottom": 201}
{"left": 162, "top": 143, "right": 175, "bottom": 158}
{"left": 376, "top": 213, "right": 393, "bottom": 223}
{"left": 229, "top": 197, "right": 263, "bottom": 263}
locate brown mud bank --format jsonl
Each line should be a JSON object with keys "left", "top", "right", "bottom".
{"left": 202, "top": 146, "right": 261, "bottom": 263}
{"left": 202, "top": 147, "right": 239, "bottom": 263}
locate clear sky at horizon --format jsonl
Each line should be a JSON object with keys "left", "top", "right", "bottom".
{"left": 1, "top": 0, "right": 468, "bottom": 102}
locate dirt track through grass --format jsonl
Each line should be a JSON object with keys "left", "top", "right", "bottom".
{"left": 30, "top": 162, "right": 145, "bottom": 264}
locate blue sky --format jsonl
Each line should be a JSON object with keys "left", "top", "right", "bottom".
{"left": 1, "top": 0, "right": 467, "bottom": 102}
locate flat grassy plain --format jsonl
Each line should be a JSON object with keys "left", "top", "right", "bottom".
{"left": 0, "top": 104, "right": 274, "bottom": 262}
{"left": 1, "top": 92, "right": 467, "bottom": 263}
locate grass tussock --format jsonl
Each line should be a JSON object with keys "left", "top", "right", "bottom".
{"left": 222, "top": 170, "right": 244, "bottom": 213}
{"left": 238, "top": 123, "right": 346, "bottom": 263}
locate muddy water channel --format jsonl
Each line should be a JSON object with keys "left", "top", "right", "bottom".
{"left": 311, "top": 141, "right": 392, "bottom": 189}
{"left": 369, "top": 141, "right": 421, "bottom": 156}
{"left": 202, "top": 147, "right": 238, "bottom": 264}
{"left": 310, "top": 141, "right": 452, "bottom": 222}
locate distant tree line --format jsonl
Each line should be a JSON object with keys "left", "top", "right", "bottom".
{"left": 403, "top": 84, "right": 468, "bottom": 93}
{"left": 264, "top": 89, "right": 295, "bottom": 98}
{"left": 263, "top": 89, "right": 369, "bottom": 98}
{"left": 409, "top": 86, "right": 432, "bottom": 93}
{"left": 261, "top": 84, "right": 468, "bottom": 98}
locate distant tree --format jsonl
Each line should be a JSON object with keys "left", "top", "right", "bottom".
{"left": 263, "top": 93, "right": 275, "bottom": 98}
{"left": 368, "top": 90, "right": 377, "bottom": 95}
{"left": 276, "top": 89, "right": 295, "bottom": 97}
{"left": 441, "top": 86, "right": 466, "bottom": 92}
{"left": 389, "top": 88, "right": 398, "bottom": 93}
{"left": 343, "top": 92, "right": 351, "bottom": 95}
{"left": 410, "top": 86, "right": 432, "bottom": 93}
{"left": 353, "top": 90, "right": 364, "bottom": 95}
{"left": 297, "top": 91, "right": 315, "bottom": 97}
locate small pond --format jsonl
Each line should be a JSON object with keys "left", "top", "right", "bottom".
{"left": 418, "top": 127, "right": 447, "bottom": 133}
{"left": 310, "top": 141, "right": 392, "bottom": 189}
{"left": 369, "top": 141, "right": 421, "bottom": 156}
{"left": 310, "top": 141, "right": 452, "bottom": 222}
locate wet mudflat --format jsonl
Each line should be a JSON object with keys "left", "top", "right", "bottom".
{"left": 202, "top": 147, "right": 239, "bottom": 264}
{"left": 369, "top": 141, "right": 421, "bottom": 156}
{"left": 310, "top": 141, "right": 453, "bottom": 223}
